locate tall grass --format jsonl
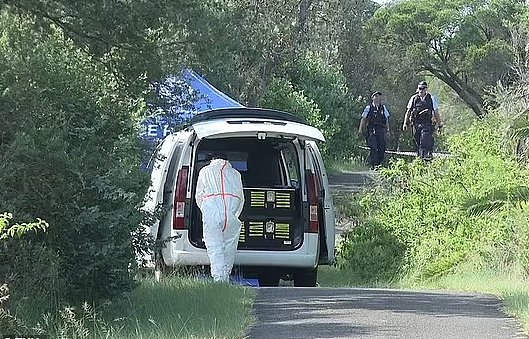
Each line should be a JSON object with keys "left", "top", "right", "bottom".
{"left": 325, "top": 157, "right": 368, "bottom": 175}
{"left": 1, "top": 276, "right": 256, "bottom": 339}
{"left": 100, "top": 276, "right": 256, "bottom": 339}
{"left": 317, "top": 265, "right": 393, "bottom": 288}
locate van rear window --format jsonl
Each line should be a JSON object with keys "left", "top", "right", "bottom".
{"left": 230, "top": 160, "right": 247, "bottom": 171}
{"left": 195, "top": 137, "right": 300, "bottom": 188}
{"left": 196, "top": 151, "right": 248, "bottom": 171}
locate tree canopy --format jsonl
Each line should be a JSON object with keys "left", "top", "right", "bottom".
{"left": 367, "top": 0, "right": 526, "bottom": 117}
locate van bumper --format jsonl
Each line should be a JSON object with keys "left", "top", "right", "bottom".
{"left": 162, "top": 231, "right": 319, "bottom": 268}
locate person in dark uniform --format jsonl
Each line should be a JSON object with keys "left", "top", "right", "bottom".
{"left": 402, "top": 81, "right": 443, "bottom": 161}
{"left": 359, "top": 91, "right": 390, "bottom": 169}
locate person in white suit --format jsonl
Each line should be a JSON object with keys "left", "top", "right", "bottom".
{"left": 195, "top": 153, "right": 245, "bottom": 282}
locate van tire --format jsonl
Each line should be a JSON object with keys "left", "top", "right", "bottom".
{"left": 293, "top": 267, "right": 317, "bottom": 287}
{"left": 259, "top": 272, "right": 280, "bottom": 287}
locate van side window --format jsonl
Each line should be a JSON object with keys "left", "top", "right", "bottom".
{"left": 309, "top": 150, "right": 324, "bottom": 199}
{"left": 281, "top": 144, "right": 300, "bottom": 188}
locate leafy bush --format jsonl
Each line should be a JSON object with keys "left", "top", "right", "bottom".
{"left": 0, "top": 213, "right": 48, "bottom": 239}
{"left": 260, "top": 77, "right": 324, "bottom": 129}
{"left": 0, "top": 11, "right": 151, "bottom": 304}
{"left": 0, "top": 213, "right": 55, "bottom": 335}
{"left": 0, "top": 239, "right": 62, "bottom": 326}
{"left": 261, "top": 54, "right": 365, "bottom": 160}
{"left": 337, "top": 220, "right": 406, "bottom": 284}
{"left": 289, "top": 55, "right": 365, "bottom": 161}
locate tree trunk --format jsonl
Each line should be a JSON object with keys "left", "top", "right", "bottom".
{"left": 427, "top": 66, "right": 485, "bottom": 118}
{"left": 253, "top": 0, "right": 315, "bottom": 105}
{"left": 294, "top": 0, "right": 313, "bottom": 46}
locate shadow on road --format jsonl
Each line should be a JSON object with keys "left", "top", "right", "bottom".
{"left": 247, "top": 288, "right": 526, "bottom": 339}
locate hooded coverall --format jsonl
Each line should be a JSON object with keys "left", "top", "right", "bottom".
{"left": 195, "top": 159, "right": 245, "bottom": 282}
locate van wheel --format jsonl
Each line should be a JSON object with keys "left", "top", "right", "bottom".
{"left": 259, "top": 273, "right": 280, "bottom": 287}
{"left": 293, "top": 267, "right": 317, "bottom": 287}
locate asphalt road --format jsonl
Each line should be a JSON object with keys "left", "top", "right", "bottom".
{"left": 247, "top": 287, "right": 527, "bottom": 339}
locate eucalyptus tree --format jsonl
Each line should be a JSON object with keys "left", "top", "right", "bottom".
{"left": 161, "top": 0, "right": 320, "bottom": 106}
{"left": 0, "top": 0, "right": 170, "bottom": 92}
{"left": 367, "top": 0, "right": 526, "bottom": 118}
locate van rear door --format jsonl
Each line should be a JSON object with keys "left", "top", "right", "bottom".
{"left": 144, "top": 134, "right": 181, "bottom": 239}
{"left": 191, "top": 118, "right": 325, "bottom": 143}
{"left": 190, "top": 108, "right": 325, "bottom": 142}
{"left": 306, "top": 141, "right": 335, "bottom": 265}
{"left": 145, "top": 131, "right": 193, "bottom": 241}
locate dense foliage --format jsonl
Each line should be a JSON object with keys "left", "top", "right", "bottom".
{"left": 0, "top": 11, "right": 151, "bottom": 304}
{"left": 261, "top": 55, "right": 365, "bottom": 160}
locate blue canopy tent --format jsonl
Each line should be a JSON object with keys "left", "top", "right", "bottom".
{"left": 143, "top": 69, "right": 244, "bottom": 141}
{"left": 183, "top": 70, "right": 243, "bottom": 111}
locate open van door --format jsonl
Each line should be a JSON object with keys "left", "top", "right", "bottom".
{"left": 143, "top": 131, "right": 193, "bottom": 257}
{"left": 306, "top": 141, "right": 335, "bottom": 265}
{"left": 144, "top": 134, "right": 182, "bottom": 240}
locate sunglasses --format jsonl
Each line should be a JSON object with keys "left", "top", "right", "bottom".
{"left": 418, "top": 87, "right": 427, "bottom": 90}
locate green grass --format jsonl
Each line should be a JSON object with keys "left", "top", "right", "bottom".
{"left": 325, "top": 158, "right": 368, "bottom": 175}
{"left": 98, "top": 276, "right": 256, "bottom": 339}
{"left": 317, "top": 265, "right": 394, "bottom": 288}
{"left": 1, "top": 276, "right": 256, "bottom": 339}
{"left": 317, "top": 265, "right": 357, "bottom": 287}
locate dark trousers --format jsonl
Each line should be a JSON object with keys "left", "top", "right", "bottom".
{"left": 365, "top": 126, "right": 386, "bottom": 166}
{"left": 413, "top": 123, "right": 434, "bottom": 159}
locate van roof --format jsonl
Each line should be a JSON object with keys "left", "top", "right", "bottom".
{"left": 189, "top": 108, "right": 325, "bottom": 142}
{"left": 189, "top": 108, "right": 306, "bottom": 125}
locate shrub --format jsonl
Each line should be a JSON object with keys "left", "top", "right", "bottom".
{"left": 0, "top": 11, "right": 151, "bottom": 304}
{"left": 260, "top": 54, "right": 365, "bottom": 160}
{"left": 337, "top": 119, "right": 529, "bottom": 283}
{"left": 337, "top": 220, "right": 406, "bottom": 284}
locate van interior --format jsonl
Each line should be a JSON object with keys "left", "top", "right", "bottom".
{"left": 189, "top": 137, "right": 305, "bottom": 251}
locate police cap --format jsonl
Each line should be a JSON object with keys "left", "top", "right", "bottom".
{"left": 371, "top": 91, "right": 382, "bottom": 99}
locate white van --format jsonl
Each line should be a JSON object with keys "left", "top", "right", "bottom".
{"left": 144, "top": 108, "right": 335, "bottom": 286}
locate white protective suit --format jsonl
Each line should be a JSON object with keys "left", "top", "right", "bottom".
{"left": 195, "top": 158, "right": 245, "bottom": 282}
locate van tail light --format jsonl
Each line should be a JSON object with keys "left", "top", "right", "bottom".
{"left": 307, "top": 172, "right": 319, "bottom": 233}
{"left": 173, "top": 166, "right": 189, "bottom": 229}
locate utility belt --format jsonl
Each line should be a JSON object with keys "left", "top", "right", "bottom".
{"left": 365, "top": 124, "right": 386, "bottom": 137}
{"left": 367, "top": 123, "right": 386, "bottom": 129}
